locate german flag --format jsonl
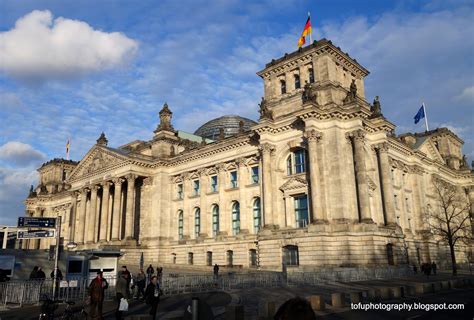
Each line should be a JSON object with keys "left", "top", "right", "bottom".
{"left": 297, "top": 16, "right": 312, "bottom": 48}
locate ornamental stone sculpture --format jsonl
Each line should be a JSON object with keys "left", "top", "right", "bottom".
{"left": 258, "top": 97, "right": 273, "bottom": 120}
{"left": 343, "top": 79, "right": 357, "bottom": 103}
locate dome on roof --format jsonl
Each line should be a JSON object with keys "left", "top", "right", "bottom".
{"left": 194, "top": 115, "right": 257, "bottom": 140}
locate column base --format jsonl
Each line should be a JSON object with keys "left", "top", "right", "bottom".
{"left": 121, "top": 239, "right": 138, "bottom": 246}
{"left": 361, "top": 218, "right": 375, "bottom": 224}
{"left": 312, "top": 219, "right": 329, "bottom": 224}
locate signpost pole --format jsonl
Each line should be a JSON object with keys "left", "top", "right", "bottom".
{"left": 53, "top": 216, "right": 61, "bottom": 299}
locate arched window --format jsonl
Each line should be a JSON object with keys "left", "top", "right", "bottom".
{"left": 232, "top": 201, "right": 240, "bottom": 235}
{"left": 194, "top": 208, "right": 201, "bottom": 238}
{"left": 249, "top": 249, "right": 257, "bottom": 267}
{"left": 308, "top": 68, "right": 314, "bottom": 83}
{"left": 286, "top": 149, "right": 306, "bottom": 175}
{"left": 283, "top": 245, "right": 299, "bottom": 266}
{"left": 294, "top": 74, "right": 301, "bottom": 89}
{"left": 280, "top": 80, "right": 286, "bottom": 94}
{"left": 227, "top": 250, "right": 234, "bottom": 266}
{"left": 212, "top": 205, "right": 219, "bottom": 237}
{"left": 178, "top": 210, "right": 184, "bottom": 240}
{"left": 206, "top": 251, "right": 213, "bottom": 266}
{"left": 253, "top": 198, "right": 262, "bottom": 233}
{"left": 386, "top": 244, "right": 394, "bottom": 265}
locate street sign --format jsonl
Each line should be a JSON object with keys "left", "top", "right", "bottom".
{"left": 17, "top": 217, "right": 56, "bottom": 228}
{"left": 17, "top": 230, "right": 55, "bottom": 239}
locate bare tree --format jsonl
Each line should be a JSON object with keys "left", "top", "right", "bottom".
{"left": 424, "top": 178, "right": 472, "bottom": 275}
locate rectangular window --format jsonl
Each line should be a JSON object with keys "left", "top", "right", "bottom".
{"left": 210, "top": 175, "right": 218, "bottom": 192}
{"left": 309, "top": 68, "right": 314, "bottom": 83}
{"left": 230, "top": 171, "right": 238, "bottom": 188}
{"left": 294, "top": 195, "right": 309, "bottom": 228}
{"left": 251, "top": 166, "right": 259, "bottom": 184}
{"left": 177, "top": 184, "right": 183, "bottom": 199}
{"left": 294, "top": 150, "right": 306, "bottom": 174}
{"left": 193, "top": 180, "right": 200, "bottom": 196}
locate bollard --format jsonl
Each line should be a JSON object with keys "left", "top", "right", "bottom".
{"left": 349, "top": 292, "right": 362, "bottom": 304}
{"left": 192, "top": 297, "right": 199, "bottom": 320}
{"left": 258, "top": 301, "right": 276, "bottom": 319}
{"left": 225, "top": 305, "right": 244, "bottom": 320}
{"left": 331, "top": 293, "right": 345, "bottom": 307}
{"left": 392, "top": 287, "right": 403, "bottom": 298}
{"left": 308, "top": 295, "right": 325, "bottom": 311}
{"left": 378, "top": 287, "right": 390, "bottom": 300}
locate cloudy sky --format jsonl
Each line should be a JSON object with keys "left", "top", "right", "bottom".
{"left": 0, "top": 0, "right": 473, "bottom": 225}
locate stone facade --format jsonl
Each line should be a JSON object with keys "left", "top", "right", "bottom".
{"left": 23, "top": 39, "right": 473, "bottom": 271}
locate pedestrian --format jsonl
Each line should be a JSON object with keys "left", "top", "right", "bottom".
{"left": 156, "top": 266, "right": 163, "bottom": 284}
{"left": 29, "top": 266, "right": 38, "bottom": 280}
{"left": 432, "top": 261, "right": 437, "bottom": 275}
{"left": 115, "top": 272, "right": 128, "bottom": 320}
{"left": 145, "top": 276, "right": 161, "bottom": 320}
{"left": 413, "top": 264, "right": 418, "bottom": 274}
{"left": 88, "top": 271, "right": 109, "bottom": 320}
{"left": 146, "top": 264, "right": 154, "bottom": 283}
{"left": 213, "top": 264, "right": 219, "bottom": 279}
{"left": 50, "top": 268, "right": 63, "bottom": 280}
{"left": 121, "top": 266, "right": 131, "bottom": 297}
{"left": 36, "top": 267, "right": 46, "bottom": 280}
{"left": 135, "top": 269, "right": 146, "bottom": 300}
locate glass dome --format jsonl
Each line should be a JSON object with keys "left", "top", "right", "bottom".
{"left": 194, "top": 115, "right": 257, "bottom": 140}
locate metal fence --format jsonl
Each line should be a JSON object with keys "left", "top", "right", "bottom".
{"left": 0, "top": 266, "right": 410, "bottom": 307}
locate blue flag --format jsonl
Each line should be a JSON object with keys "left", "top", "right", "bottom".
{"left": 414, "top": 105, "right": 425, "bottom": 124}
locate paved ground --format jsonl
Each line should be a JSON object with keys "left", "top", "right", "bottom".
{"left": 0, "top": 272, "right": 472, "bottom": 319}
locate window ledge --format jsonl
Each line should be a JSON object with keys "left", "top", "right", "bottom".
{"left": 188, "top": 194, "right": 200, "bottom": 199}
{"left": 225, "top": 187, "right": 239, "bottom": 192}
{"left": 206, "top": 191, "right": 219, "bottom": 195}
{"left": 245, "top": 183, "right": 260, "bottom": 188}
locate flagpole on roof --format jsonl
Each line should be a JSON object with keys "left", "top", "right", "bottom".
{"left": 308, "top": 11, "right": 312, "bottom": 44}
{"left": 422, "top": 102, "right": 429, "bottom": 131}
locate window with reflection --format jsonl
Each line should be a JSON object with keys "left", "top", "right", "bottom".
{"left": 232, "top": 201, "right": 240, "bottom": 235}
{"left": 294, "top": 74, "right": 301, "bottom": 89}
{"left": 178, "top": 210, "right": 184, "bottom": 240}
{"left": 283, "top": 245, "right": 299, "bottom": 266}
{"left": 251, "top": 166, "right": 259, "bottom": 184}
{"left": 230, "top": 171, "right": 238, "bottom": 188}
{"left": 194, "top": 208, "right": 201, "bottom": 238}
{"left": 210, "top": 175, "right": 218, "bottom": 192}
{"left": 280, "top": 80, "right": 286, "bottom": 94}
{"left": 212, "top": 205, "right": 220, "bottom": 237}
{"left": 286, "top": 149, "right": 306, "bottom": 175}
{"left": 193, "top": 180, "right": 200, "bottom": 196}
{"left": 177, "top": 183, "right": 183, "bottom": 199}
{"left": 253, "top": 198, "right": 262, "bottom": 233}
{"left": 309, "top": 68, "right": 314, "bottom": 83}
{"left": 294, "top": 195, "right": 308, "bottom": 228}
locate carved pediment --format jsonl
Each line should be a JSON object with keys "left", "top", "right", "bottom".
{"left": 280, "top": 176, "right": 308, "bottom": 192}
{"left": 69, "top": 146, "right": 129, "bottom": 181}
{"left": 417, "top": 139, "right": 444, "bottom": 163}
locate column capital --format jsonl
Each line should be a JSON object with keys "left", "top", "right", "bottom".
{"left": 305, "top": 129, "right": 323, "bottom": 142}
{"left": 143, "top": 177, "right": 154, "bottom": 186}
{"left": 125, "top": 173, "right": 137, "bottom": 181}
{"left": 235, "top": 157, "right": 247, "bottom": 167}
{"left": 216, "top": 163, "right": 227, "bottom": 172}
{"left": 91, "top": 185, "right": 100, "bottom": 192}
{"left": 112, "top": 177, "right": 125, "bottom": 184}
{"left": 259, "top": 143, "right": 275, "bottom": 155}
{"left": 346, "top": 129, "right": 366, "bottom": 142}
{"left": 375, "top": 142, "right": 389, "bottom": 152}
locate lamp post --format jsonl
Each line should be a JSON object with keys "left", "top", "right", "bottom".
{"left": 52, "top": 216, "right": 61, "bottom": 299}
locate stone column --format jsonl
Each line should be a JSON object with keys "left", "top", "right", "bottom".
{"left": 468, "top": 186, "right": 474, "bottom": 235}
{"left": 260, "top": 143, "right": 275, "bottom": 226}
{"left": 350, "top": 130, "right": 373, "bottom": 223}
{"left": 125, "top": 174, "right": 136, "bottom": 240}
{"left": 87, "top": 185, "right": 99, "bottom": 243}
{"left": 376, "top": 143, "right": 397, "bottom": 225}
{"left": 306, "top": 129, "right": 327, "bottom": 223}
{"left": 99, "top": 182, "right": 111, "bottom": 242}
{"left": 77, "top": 188, "right": 88, "bottom": 244}
{"left": 111, "top": 178, "right": 124, "bottom": 241}
{"left": 2, "top": 227, "right": 8, "bottom": 249}
{"left": 69, "top": 192, "right": 78, "bottom": 242}
{"left": 217, "top": 164, "right": 227, "bottom": 234}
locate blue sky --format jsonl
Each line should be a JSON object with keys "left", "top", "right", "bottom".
{"left": 0, "top": 0, "right": 473, "bottom": 225}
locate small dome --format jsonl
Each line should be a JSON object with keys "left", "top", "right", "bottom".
{"left": 194, "top": 115, "right": 257, "bottom": 140}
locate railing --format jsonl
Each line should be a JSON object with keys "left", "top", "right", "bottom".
{"left": 0, "top": 266, "right": 410, "bottom": 307}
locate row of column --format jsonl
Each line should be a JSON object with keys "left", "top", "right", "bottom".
{"left": 72, "top": 174, "right": 138, "bottom": 245}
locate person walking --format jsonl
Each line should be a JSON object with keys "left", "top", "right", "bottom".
{"left": 432, "top": 261, "right": 437, "bottom": 275}
{"left": 121, "top": 266, "right": 131, "bottom": 297}
{"left": 413, "top": 264, "right": 418, "bottom": 274}
{"left": 156, "top": 266, "right": 163, "bottom": 284}
{"left": 135, "top": 269, "right": 146, "bottom": 300}
{"left": 88, "top": 271, "right": 109, "bottom": 320}
{"left": 213, "top": 264, "right": 219, "bottom": 279}
{"left": 145, "top": 276, "right": 161, "bottom": 320}
{"left": 146, "top": 264, "right": 154, "bottom": 284}
{"left": 36, "top": 267, "right": 46, "bottom": 280}
{"left": 115, "top": 273, "right": 128, "bottom": 320}
{"left": 29, "top": 266, "right": 38, "bottom": 280}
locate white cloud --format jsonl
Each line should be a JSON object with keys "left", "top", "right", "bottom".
{"left": 455, "top": 86, "right": 474, "bottom": 103}
{"left": 0, "top": 141, "right": 46, "bottom": 167}
{"left": 0, "top": 10, "right": 138, "bottom": 82}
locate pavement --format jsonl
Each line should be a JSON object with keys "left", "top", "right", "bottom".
{"left": 0, "top": 271, "right": 472, "bottom": 319}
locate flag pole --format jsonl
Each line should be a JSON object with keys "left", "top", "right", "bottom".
{"left": 308, "top": 11, "right": 312, "bottom": 44}
{"left": 422, "top": 102, "right": 429, "bottom": 131}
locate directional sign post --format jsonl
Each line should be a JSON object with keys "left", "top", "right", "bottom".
{"left": 17, "top": 230, "right": 56, "bottom": 239}
{"left": 18, "top": 217, "right": 56, "bottom": 228}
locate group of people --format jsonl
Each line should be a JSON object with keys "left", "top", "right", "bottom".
{"left": 413, "top": 261, "right": 437, "bottom": 277}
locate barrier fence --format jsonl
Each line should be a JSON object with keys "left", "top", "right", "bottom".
{"left": 0, "top": 266, "right": 410, "bottom": 307}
